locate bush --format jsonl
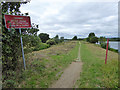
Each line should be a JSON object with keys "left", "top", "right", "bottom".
{"left": 99, "top": 36, "right": 106, "bottom": 44}
{"left": 4, "top": 80, "right": 15, "bottom": 88}
{"left": 54, "top": 38, "right": 60, "bottom": 44}
{"left": 110, "top": 48, "right": 118, "bottom": 53}
{"left": 46, "top": 39, "right": 56, "bottom": 45}
{"left": 89, "top": 36, "right": 98, "bottom": 43}
{"left": 30, "top": 36, "right": 41, "bottom": 47}
{"left": 86, "top": 37, "right": 90, "bottom": 42}
{"left": 23, "top": 35, "right": 41, "bottom": 48}
{"left": 100, "top": 43, "right": 110, "bottom": 50}
{"left": 60, "top": 37, "right": 64, "bottom": 42}
{"left": 23, "top": 35, "right": 42, "bottom": 53}
{"left": 33, "top": 43, "right": 50, "bottom": 51}
{"left": 24, "top": 47, "right": 34, "bottom": 54}
{"left": 100, "top": 43, "right": 118, "bottom": 53}
{"left": 53, "top": 35, "right": 60, "bottom": 44}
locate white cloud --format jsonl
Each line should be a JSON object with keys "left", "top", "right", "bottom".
{"left": 20, "top": 1, "right": 118, "bottom": 38}
{"left": 28, "top": 0, "right": 119, "bottom": 2}
{"left": 105, "top": 15, "right": 117, "bottom": 21}
{"left": 83, "top": 24, "right": 92, "bottom": 27}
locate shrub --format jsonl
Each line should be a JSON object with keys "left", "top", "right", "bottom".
{"left": 23, "top": 35, "right": 42, "bottom": 53}
{"left": 86, "top": 37, "right": 90, "bottom": 42}
{"left": 24, "top": 47, "right": 34, "bottom": 54}
{"left": 89, "top": 36, "right": 98, "bottom": 43}
{"left": 23, "top": 35, "right": 41, "bottom": 48}
{"left": 99, "top": 36, "right": 106, "bottom": 44}
{"left": 100, "top": 42, "right": 118, "bottom": 53}
{"left": 33, "top": 43, "right": 49, "bottom": 51}
{"left": 60, "top": 37, "right": 64, "bottom": 42}
{"left": 54, "top": 38, "right": 60, "bottom": 44}
{"left": 30, "top": 36, "right": 41, "bottom": 47}
{"left": 4, "top": 80, "right": 15, "bottom": 88}
{"left": 53, "top": 35, "right": 60, "bottom": 44}
{"left": 46, "top": 39, "right": 56, "bottom": 45}
{"left": 110, "top": 48, "right": 118, "bottom": 53}
{"left": 100, "top": 43, "right": 110, "bottom": 50}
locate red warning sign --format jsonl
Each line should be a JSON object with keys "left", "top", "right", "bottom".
{"left": 4, "top": 14, "right": 31, "bottom": 29}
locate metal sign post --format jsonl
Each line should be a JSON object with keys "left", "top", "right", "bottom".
{"left": 19, "top": 28, "right": 26, "bottom": 70}
{"left": 4, "top": 14, "right": 32, "bottom": 70}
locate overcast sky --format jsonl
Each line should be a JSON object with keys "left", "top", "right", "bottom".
{"left": 20, "top": 0, "right": 118, "bottom": 39}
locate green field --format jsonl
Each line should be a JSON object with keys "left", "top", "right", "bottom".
{"left": 75, "top": 41, "right": 118, "bottom": 88}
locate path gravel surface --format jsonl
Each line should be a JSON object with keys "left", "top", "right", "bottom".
{"left": 50, "top": 42, "right": 83, "bottom": 88}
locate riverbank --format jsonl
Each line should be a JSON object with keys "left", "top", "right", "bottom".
{"left": 96, "top": 41, "right": 119, "bottom": 53}
{"left": 75, "top": 41, "right": 118, "bottom": 88}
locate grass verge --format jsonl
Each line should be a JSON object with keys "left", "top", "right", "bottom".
{"left": 17, "top": 41, "right": 79, "bottom": 88}
{"left": 75, "top": 41, "right": 118, "bottom": 88}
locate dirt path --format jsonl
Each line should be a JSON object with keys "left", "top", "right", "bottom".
{"left": 50, "top": 42, "right": 83, "bottom": 88}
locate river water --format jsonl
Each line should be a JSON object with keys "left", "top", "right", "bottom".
{"left": 96, "top": 41, "right": 119, "bottom": 51}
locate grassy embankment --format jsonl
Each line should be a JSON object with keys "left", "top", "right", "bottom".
{"left": 17, "top": 41, "right": 79, "bottom": 88}
{"left": 75, "top": 41, "right": 118, "bottom": 88}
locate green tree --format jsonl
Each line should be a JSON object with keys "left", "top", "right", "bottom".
{"left": 29, "top": 35, "right": 41, "bottom": 47}
{"left": 46, "top": 39, "right": 56, "bottom": 45}
{"left": 54, "top": 35, "right": 60, "bottom": 44}
{"left": 86, "top": 37, "right": 89, "bottom": 42}
{"left": 99, "top": 36, "right": 106, "bottom": 44}
{"left": 100, "top": 43, "right": 110, "bottom": 50}
{"left": 60, "top": 37, "right": 64, "bottom": 42}
{"left": 87, "top": 32, "right": 98, "bottom": 43}
{"left": 72, "top": 36, "right": 77, "bottom": 40}
{"left": 88, "top": 32, "right": 95, "bottom": 38}
{"left": 1, "top": 2, "right": 27, "bottom": 15}
{"left": 89, "top": 36, "right": 98, "bottom": 43}
{"left": 38, "top": 33, "right": 50, "bottom": 43}
{"left": 55, "top": 35, "right": 59, "bottom": 39}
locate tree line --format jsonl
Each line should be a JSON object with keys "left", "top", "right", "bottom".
{"left": 38, "top": 33, "right": 64, "bottom": 45}
{"left": 71, "top": 32, "right": 116, "bottom": 52}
